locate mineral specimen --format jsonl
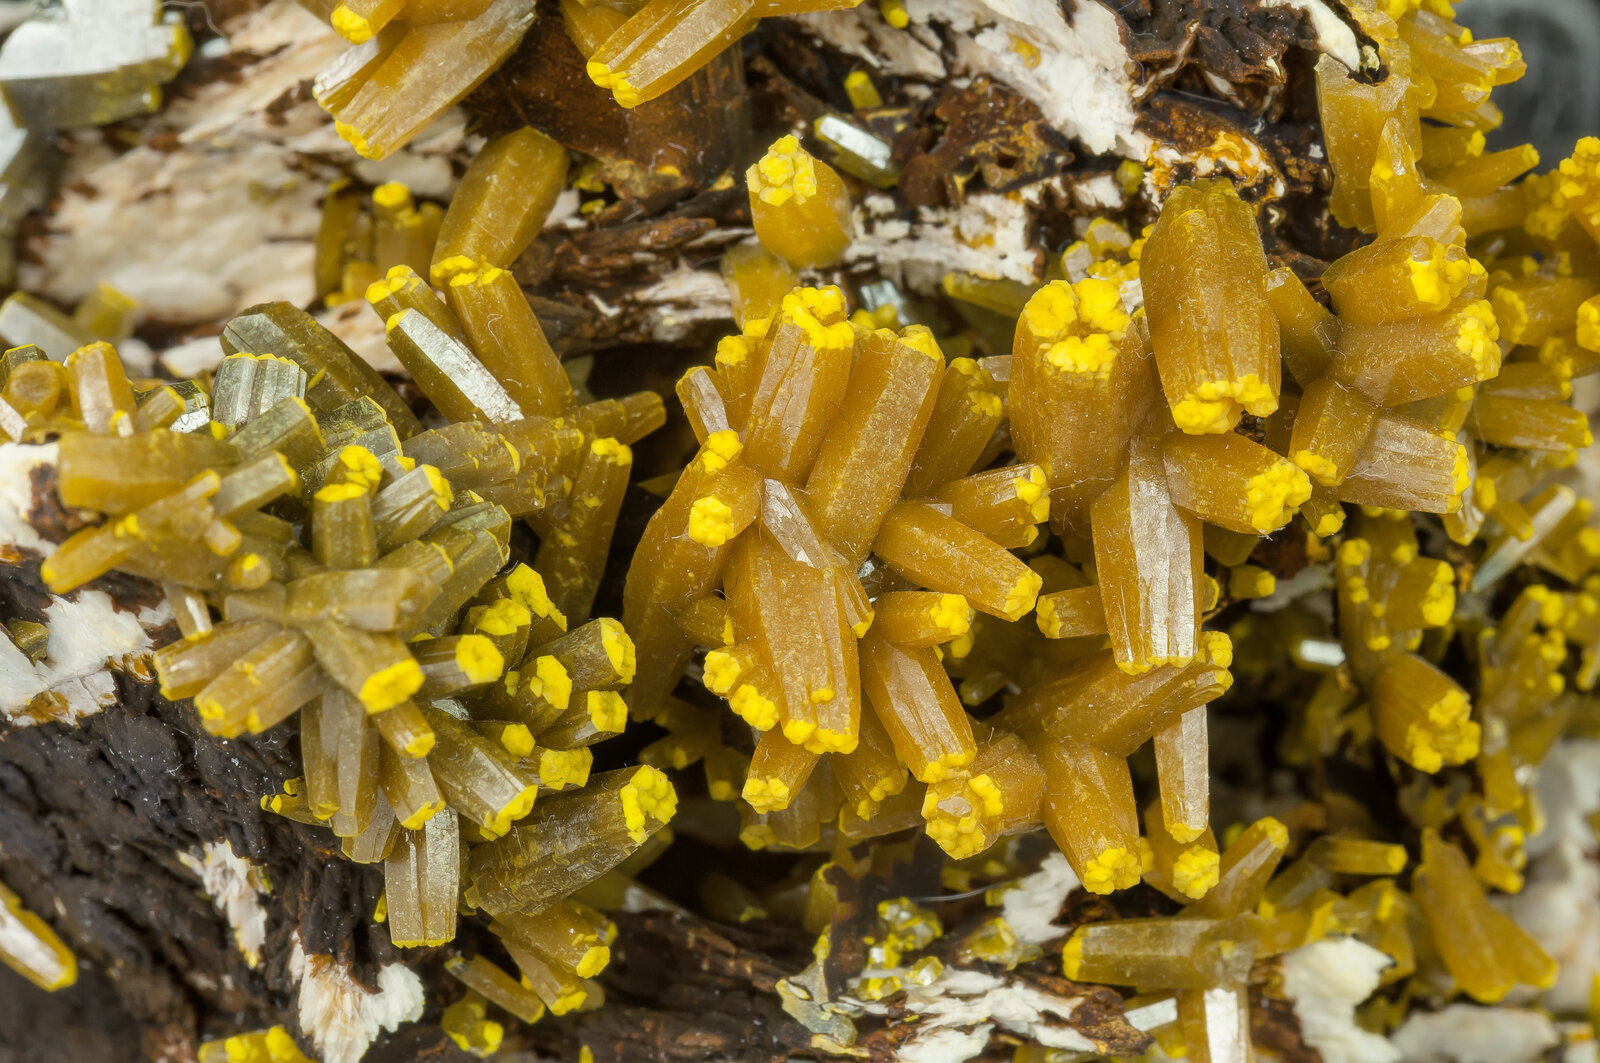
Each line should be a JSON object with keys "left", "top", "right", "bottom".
{"left": 5, "top": 0, "right": 1600, "bottom": 1062}
{"left": 0, "top": 0, "right": 191, "bottom": 129}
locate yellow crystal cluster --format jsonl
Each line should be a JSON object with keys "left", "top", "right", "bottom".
{"left": 9, "top": 0, "right": 1600, "bottom": 1057}
{"left": 3, "top": 126, "right": 678, "bottom": 1022}
{"left": 618, "top": 0, "right": 1596, "bottom": 1053}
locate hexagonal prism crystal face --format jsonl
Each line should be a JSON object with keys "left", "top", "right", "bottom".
{"left": 0, "top": 0, "right": 190, "bottom": 129}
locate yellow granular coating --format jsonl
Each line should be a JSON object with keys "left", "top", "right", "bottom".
{"left": 919, "top": 748, "right": 975, "bottom": 783}
{"left": 539, "top": 747, "right": 592, "bottom": 790}
{"left": 313, "top": 481, "right": 365, "bottom": 503}
{"left": 879, "top": 0, "right": 909, "bottom": 28}
{"left": 1520, "top": 170, "right": 1566, "bottom": 241}
{"left": 1044, "top": 333, "right": 1117, "bottom": 379}
{"left": 897, "top": 324, "right": 944, "bottom": 361}
{"left": 446, "top": 267, "right": 481, "bottom": 288}
{"left": 749, "top": 135, "right": 820, "bottom": 207}
{"left": 531, "top": 655, "right": 572, "bottom": 711}
{"left": 454, "top": 635, "right": 505, "bottom": 684}
{"left": 485, "top": 784, "right": 538, "bottom": 836}
{"left": 592, "top": 438, "right": 632, "bottom": 465}
{"left": 1454, "top": 300, "right": 1501, "bottom": 378}
{"left": 1015, "top": 466, "right": 1050, "bottom": 521}
{"left": 498, "top": 723, "right": 535, "bottom": 758}
{"left": 1409, "top": 243, "right": 1471, "bottom": 310}
{"left": 969, "top": 773, "right": 1004, "bottom": 816}
{"left": 715, "top": 335, "right": 748, "bottom": 368}
{"left": 1245, "top": 461, "right": 1313, "bottom": 533}
{"left": 928, "top": 594, "right": 973, "bottom": 638}
{"left": 780, "top": 299, "right": 856, "bottom": 351}
{"left": 330, "top": 5, "right": 373, "bottom": 43}
{"left": 1061, "top": 932, "right": 1085, "bottom": 979}
{"left": 421, "top": 465, "right": 453, "bottom": 510}
{"left": 337, "top": 444, "right": 383, "bottom": 490}
{"left": 1559, "top": 136, "right": 1600, "bottom": 226}
{"left": 1072, "top": 277, "right": 1130, "bottom": 336}
{"left": 586, "top": 690, "right": 627, "bottom": 732}
{"left": 506, "top": 564, "right": 565, "bottom": 630}
{"left": 586, "top": 62, "right": 640, "bottom": 108}
{"left": 358, "top": 659, "right": 424, "bottom": 713}
{"left": 1419, "top": 562, "right": 1456, "bottom": 626}
{"left": 1172, "top": 846, "right": 1221, "bottom": 899}
{"left": 700, "top": 429, "right": 744, "bottom": 473}
{"left": 398, "top": 798, "right": 444, "bottom": 831}
{"left": 1166, "top": 812, "right": 1204, "bottom": 845}
{"left": 366, "top": 272, "right": 408, "bottom": 304}
{"left": 1405, "top": 709, "right": 1480, "bottom": 773}
{"left": 1578, "top": 296, "right": 1600, "bottom": 352}
{"left": 473, "top": 598, "right": 531, "bottom": 637}
{"left": 574, "top": 945, "right": 610, "bottom": 980}
{"left": 743, "top": 774, "right": 791, "bottom": 814}
{"left": 729, "top": 684, "right": 778, "bottom": 730}
{"left": 464, "top": 266, "right": 509, "bottom": 288}
{"left": 1259, "top": 816, "right": 1290, "bottom": 852}
{"left": 702, "top": 649, "right": 743, "bottom": 695}
{"left": 1291, "top": 448, "right": 1341, "bottom": 486}
{"left": 620, "top": 765, "right": 677, "bottom": 842}
{"left": 922, "top": 775, "right": 1003, "bottom": 860}
{"left": 548, "top": 985, "right": 588, "bottom": 1014}
{"left": 1036, "top": 596, "right": 1063, "bottom": 638}
{"left": 1023, "top": 281, "right": 1079, "bottom": 342}
{"left": 332, "top": 119, "right": 376, "bottom": 158}
{"left": 599, "top": 618, "right": 636, "bottom": 683}
{"left": 1172, "top": 396, "right": 1240, "bottom": 434}
{"left": 1338, "top": 537, "right": 1372, "bottom": 570}
{"left": 1201, "top": 630, "right": 1234, "bottom": 669}
{"left": 371, "top": 181, "right": 411, "bottom": 210}
{"left": 688, "top": 494, "right": 738, "bottom": 547}
{"left": 430, "top": 254, "right": 478, "bottom": 286}
{"left": 1080, "top": 845, "right": 1141, "bottom": 894}
{"left": 781, "top": 717, "right": 817, "bottom": 745}
{"left": 1450, "top": 441, "right": 1471, "bottom": 502}
{"left": 1002, "top": 568, "right": 1044, "bottom": 621}
{"left": 1178, "top": 372, "right": 1278, "bottom": 430}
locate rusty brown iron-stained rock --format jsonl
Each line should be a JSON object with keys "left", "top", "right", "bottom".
{"left": 464, "top": 0, "right": 751, "bottom": 208}
{"left": 1249, "top": 984, "right": 1324, "bottom": 1063}
{"left": 901, "top": 80, "right": 1073, "bottom": 210}
{"left": 1116, "top": 0, "right": 1362, "bottom": 94}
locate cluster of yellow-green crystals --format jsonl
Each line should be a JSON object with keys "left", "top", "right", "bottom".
{"left": 2, "top": 123, "right": 677, "bottom": 1029}
{"left": 6, "top": 0, "right": 1600, "bottom": 1057}
{"left": 618, "top": 0, "right": 1600, "bottom": 1055}
{"left": 309, "top": 0, "right": 862, "bottom": 160}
